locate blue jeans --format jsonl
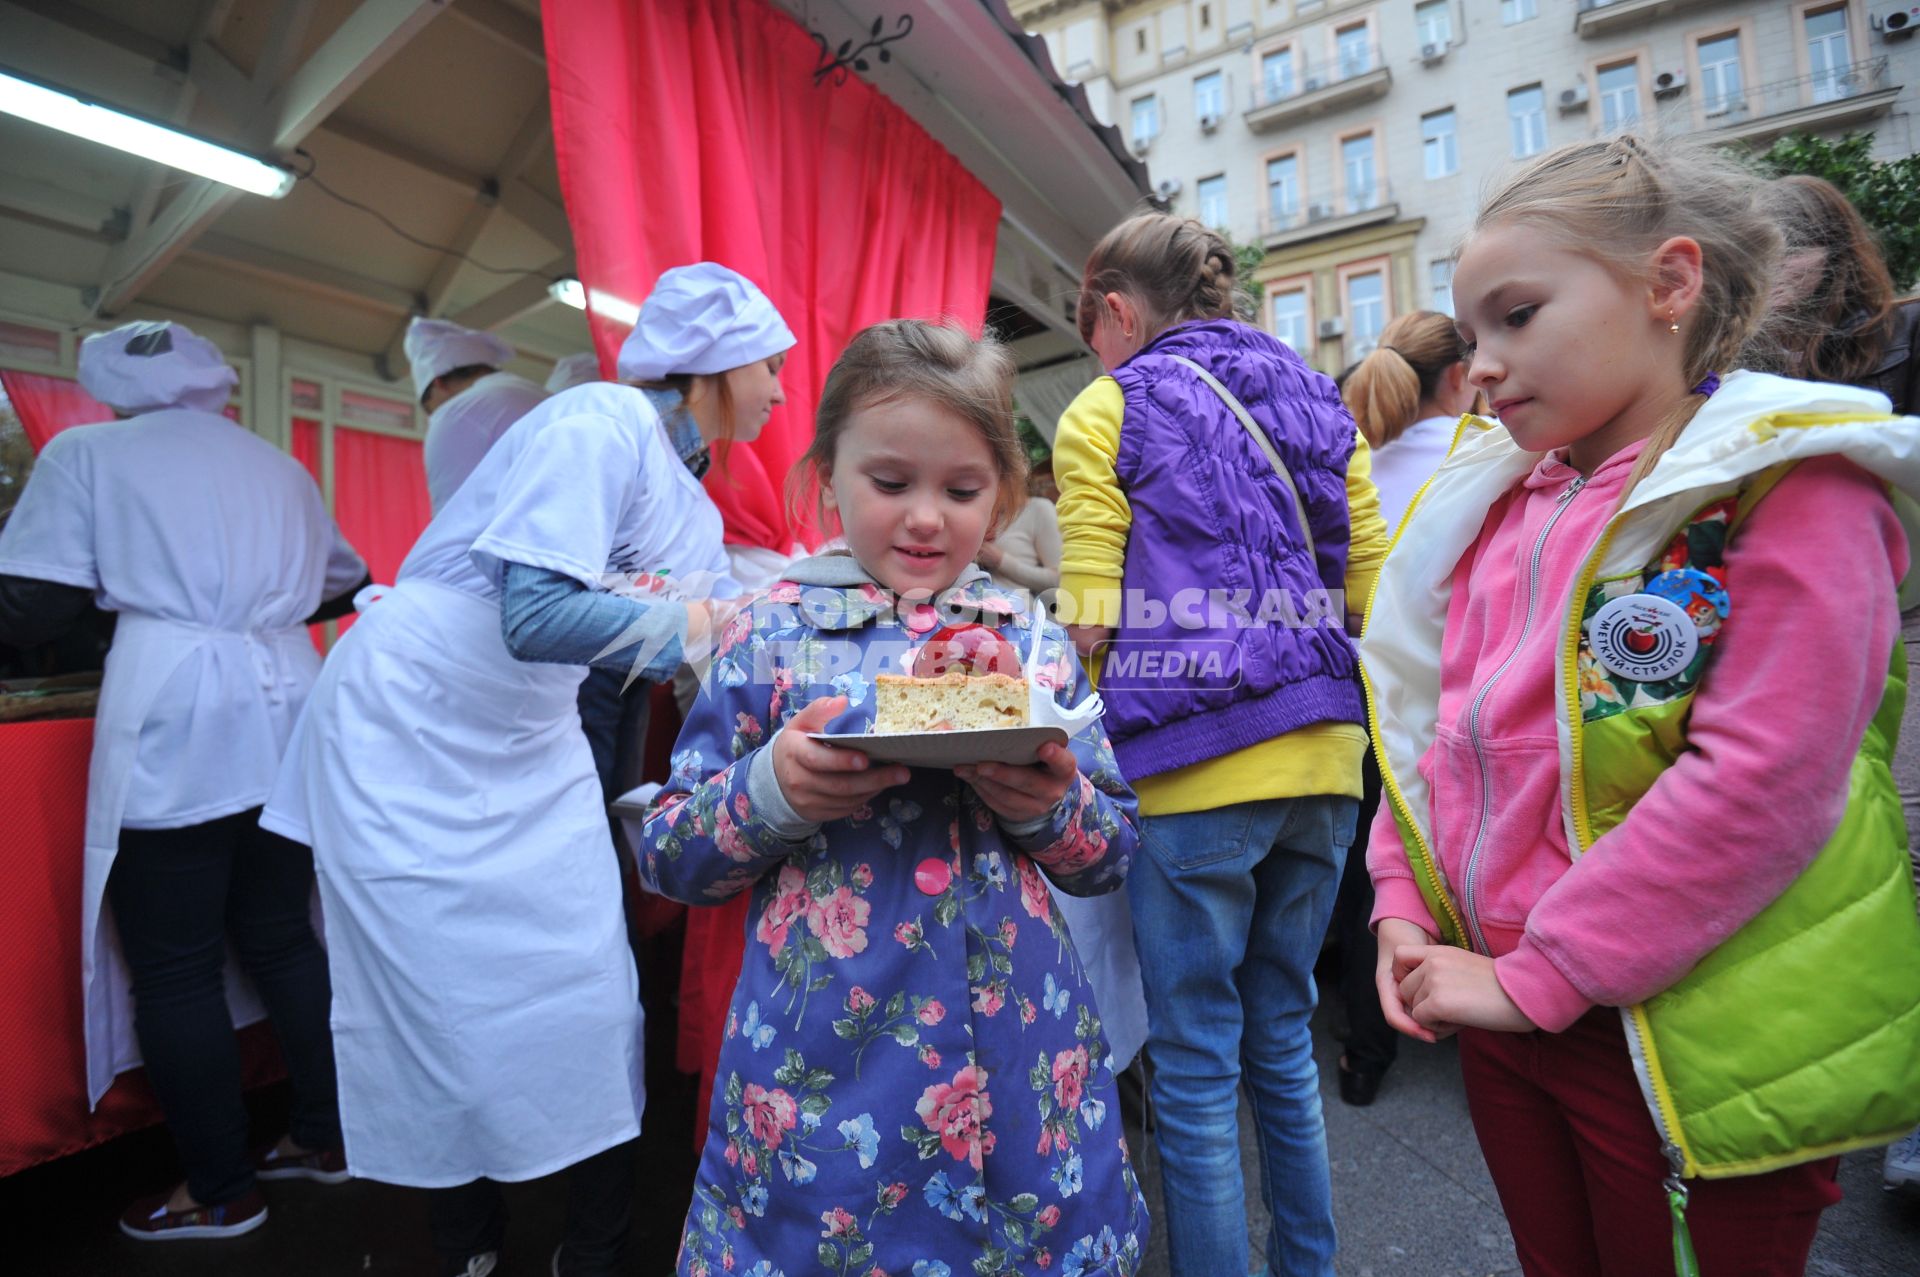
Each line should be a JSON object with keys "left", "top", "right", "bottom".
{"left": 1130, "top": 795, "right": 1357, "bottom": 1277}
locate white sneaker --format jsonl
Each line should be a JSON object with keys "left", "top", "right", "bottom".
{"left": 1884, "top": 1124, "right": 1920, "bottom": 1191}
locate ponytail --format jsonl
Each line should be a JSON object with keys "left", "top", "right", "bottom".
{"left": 1341, "top": 310, "right": 1471, "bottom": 448}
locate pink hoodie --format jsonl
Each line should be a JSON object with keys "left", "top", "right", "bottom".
{"left": 1368, "top": 441, "right": 1909, "bottom": 1032}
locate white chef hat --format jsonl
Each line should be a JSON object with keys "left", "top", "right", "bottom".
{"left": 545, "top": 351, "right": 602, "bottom": 394}
{"left": 404, "top": 317, "right": 516, "bottom": 403}
{"left": 615, "top": 263, "right": 795, "bottom": 382}
{"left": 77, "top": 321, "right": 238, "bottom": 416}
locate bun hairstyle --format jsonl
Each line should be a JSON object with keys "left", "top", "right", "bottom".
{"left": 1744, "top": 174, "right": 1896, "bottom": 385}
{"left": 1077, "top": 211, "right": 1251, "bottom": 346}
{"left": 792, "top": 319, "right": 1027, "bottom": 537}
{"left": 1341, "top": 310, "right": 1474, "bottom": 449}
{"left": 1472, "top": 134, "right": 1779, "bottom": 491}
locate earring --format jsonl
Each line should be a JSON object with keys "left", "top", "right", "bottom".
{"left": 1669, "top": 312, "right": 1680, "bottom": 335}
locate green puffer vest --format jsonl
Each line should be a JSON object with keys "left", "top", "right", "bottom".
{"left": 1569, "top": 470, "right": 1920, "bottom": 1180}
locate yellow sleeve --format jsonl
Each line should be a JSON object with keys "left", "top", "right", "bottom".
{"left": 1051, "top": 377, "right": 1131, "bottom": 629}
{"left": 1343, "top": 428, "right": 1389, "bottom": 623}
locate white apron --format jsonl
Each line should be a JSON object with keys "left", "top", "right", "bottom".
{"left": 264, "top": 581, "right": 643, "bottom": 1186}
{"left": 1048, "top": 886, "right": 1150, "bottom": 1072}
{"left": 80, "top": 614, "right": 321, "bottom": 1103}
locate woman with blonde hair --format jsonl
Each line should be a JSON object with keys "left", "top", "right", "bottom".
{"left": 1341, "top": 310, "right": 1481, "bottom": 532}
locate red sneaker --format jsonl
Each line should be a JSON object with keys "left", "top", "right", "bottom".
{"left": 119, "top": 1187, "right": 267, "bottom": 1241}
{"left": 255, "top": 1142, "right": 351, "bottom": 1184}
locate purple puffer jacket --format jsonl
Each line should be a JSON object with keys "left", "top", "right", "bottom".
{"left": 1103, "top": 318, "right": 1363, "bottom": 781}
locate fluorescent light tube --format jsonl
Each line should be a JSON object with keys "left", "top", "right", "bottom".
{"left": 548, "top": 277, "right": 640, "bottom": 327}
{"left": 0, "top": 67, "right": 294, "bottom": 198}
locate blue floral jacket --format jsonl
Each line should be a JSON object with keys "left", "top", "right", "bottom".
{"left": 638, "top": 555, "right": 1148, "bottom": 1277}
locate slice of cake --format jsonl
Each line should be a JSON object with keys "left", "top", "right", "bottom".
{"left": 873, "top": 671, "right": 1029, "bottom": 733}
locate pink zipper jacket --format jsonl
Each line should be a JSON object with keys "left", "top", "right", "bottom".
{"left": 1368, "top": 441, "right": 1908, "bottom": 1031}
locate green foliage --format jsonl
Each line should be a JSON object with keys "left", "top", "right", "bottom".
{"left": 1755, "top": 131, "right": 1920, "bottom": 292}
{"left": 1013, "top": 411, "right": 1052, "bottom": 469}
{"left": 1228, "top": 235, "right": 1267, "bottom": 313}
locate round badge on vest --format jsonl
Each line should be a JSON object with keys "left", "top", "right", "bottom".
{"left": 1642, "top": 566, "right": 1730, "bottom": 640}
{"left": 1586, "top": 593, "right": 1699, "bottom": 683}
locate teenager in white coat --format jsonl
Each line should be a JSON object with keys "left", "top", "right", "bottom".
{"left": 410, "top": 318, "right": 551, "bottom": 514}
{"left": 263, "top": 264, "right": 793, "bottom": 1277}
{"left": 0, "top": 321, "right": 369, "bottom": 1240}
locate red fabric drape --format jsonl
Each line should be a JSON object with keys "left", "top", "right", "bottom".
{"left": 545, "top": 0, "right": 1002, "bottom": 553}
{"left": 289, "top": 418, "right": 329, "bottom": 651}
{"left": 0, "top": 371, "right": 112, "bottom": 452}
{"left": 0, "top": 719, "right": 284, "bottom": 1175}
{"left": 545, "top": 0, "right": 1005, "bottom": 1135}
{"left": 329, "top": 428, "right": 431, "bottom": 636}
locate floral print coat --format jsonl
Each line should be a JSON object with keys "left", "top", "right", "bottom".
{"left": 638, "top": 556, "right": 1148, "bottom": 1277}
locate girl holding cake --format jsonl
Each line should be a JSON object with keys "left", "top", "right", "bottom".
{"left": 635, "top": 319, "right": 1148, "bottom": 1276}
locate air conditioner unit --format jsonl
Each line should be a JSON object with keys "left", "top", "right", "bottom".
{"left": 1653, "top": 69, "right": 1687, "bottom": 97}
{"left": 1558, "top": 83, "right": 1590, "bottom": 111}
{"left": 1199, "top": 112, "right": 1221, "bottom": 133}
{"left": 1155, "top": 178, "right": 1184, "bottom": 202}
{"left": 1307, "top": 201, "right": 1335, "bottom": 222}
{"left": 1130, "top": 134, "right": 1153, "bottom": 156}
{"left": 1420, "top": 42, "right": 1447, "bottom": 65}
{"left": 1317, "top": 317, "right": 1345, "bottom": 339}
{"left": 1872, "top": 3, "right": 1920, "bottom": 37}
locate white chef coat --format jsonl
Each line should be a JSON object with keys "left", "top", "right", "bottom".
{"left": 262, "top": 381, "right": 738, "bottom": 1185}
{"left": 0, "top": 406, "right": 364, "bottom": 1102}
{"left": 422, "top": 371, "right": 547, "bottom": 513}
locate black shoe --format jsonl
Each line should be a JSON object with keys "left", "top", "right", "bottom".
{"left": 1338, "top": 1057, "right": 1385, "bottom": 1107}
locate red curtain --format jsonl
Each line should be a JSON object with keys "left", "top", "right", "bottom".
{"left": 0, "top": 371, "right": 112, "bottom": 452}
{"left": 289, "top": 419, "right": 330, "bottom": 651}
{"left": 545, "top": 0, "right": 1004, "bottom": 1135}
{"left": 329, "top": 428, "right": 431, "bottom": 635}
{"left": 0, "top": 718, "right": 284, "bottom": 1175}
{"left": 545, "top": 0, "right": 1002, "bottom": 552}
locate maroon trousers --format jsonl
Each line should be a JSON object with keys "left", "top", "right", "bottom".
{"left": 1458, "top": 1008, "right": 1841, "bottom": 1277}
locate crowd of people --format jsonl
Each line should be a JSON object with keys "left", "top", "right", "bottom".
{"left": 2, "top": 132, "right": 1918, "bottom": 1277}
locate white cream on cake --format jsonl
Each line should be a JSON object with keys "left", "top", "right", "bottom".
{"left": 872, "top": 671, "right": 1029, "bottom": 733}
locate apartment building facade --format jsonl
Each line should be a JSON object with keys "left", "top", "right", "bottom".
{"left": 1012, "top": 0, "right": 1920, "bottom": 374}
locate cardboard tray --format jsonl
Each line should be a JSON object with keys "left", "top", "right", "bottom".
{"left": 807, "top": 724, "right": 1069, "bottom": 768}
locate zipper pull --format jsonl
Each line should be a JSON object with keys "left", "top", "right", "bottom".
{"left": 1662, "top": 1142, "right": 1699, "bottom": 1277}
{"left": 1556, "top": 474, "right": 1589, "bottom": 507}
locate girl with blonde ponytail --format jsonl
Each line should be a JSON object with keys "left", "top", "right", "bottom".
{"left": 1340, "top": 311, "right": 1481, "bottom": 530}
{"left": 1359, "top": 134, "right": 1920, "bottom": 1276}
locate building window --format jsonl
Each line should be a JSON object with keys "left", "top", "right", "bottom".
{"left": 1267, "top": 154, "right": 1300, "bottom": 222}
{"left": 1697, "top": 32, "right": 1744, "bottom": 115}
{"left": 1415, "top": 0, "right": 1451, "bottom": 49}
{"left": 1131, "top": 94, "right": 1160, "bottom": 145}
{"left": 1336, "top": 24, "right": 1371, "bottom": 79}
{"left": 1272, "top": 290, "right": 1310, "bottom": 351}
{"left": 1136, "top": 26, "right": 1148, "bottom": 54}
{"left": 1597, "top": 60, "right": 1640, "bottom": 131}
{"left": 1422, "top": 109, "right": 1458, "bottom": 179}
{"left": 1501, "top": 0, "right": 1537, "bottom": 24}
{"left": 1262, "top": 49, "right": 1296, "bottom": 101}
{"left": 1341, "top": 134, "right": 1378, "bottom": 213}
{"left": 1507, "top": 84, "right": 1547, "bottom": 157}
{"left": 1430, "top": 259, "right": 1455, "bottom": 317}
{"left": 1200, "top": 3, "right": 1212, "bottom": 29}
{"left": 1197, "top": 173, "right": 1229, "bottom": 228}
{"left": 1347, "top": 271, "right": 1386, "bottom": 358}
{"left": 1194, "top": 71, "right": 1226, "bottom": 120}
{"left": 1806, "top": 6, "right": 1852, "bottom": 103}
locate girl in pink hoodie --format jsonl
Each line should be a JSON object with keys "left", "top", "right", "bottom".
{"left": 1361, "top": 135, "right": 1920, "bottom": 1276}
